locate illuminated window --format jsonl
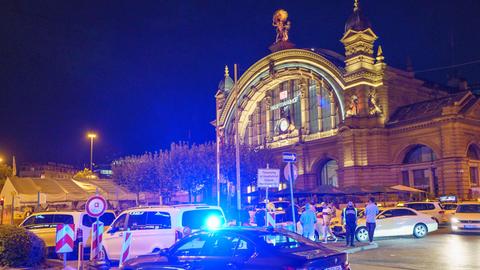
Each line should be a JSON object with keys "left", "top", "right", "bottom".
{"left": 403, "top": 145, "right": 436, "bottom": 164}
{"left": 318, "top": 159, "right": 338, "bottom": 187}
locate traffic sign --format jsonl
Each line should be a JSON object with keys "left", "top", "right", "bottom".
{"left": 56, "top": 224, "right": 75, "bottom": 253}
{"left": 266, "top": 211, "right": 276, "bottom": 227}
{"left": 90, "top": 221, "right": 104, "bottom": 260}
{"left": 119, "top": 230, "right": 132, "bottom": 267}
{"left": 85, "top": 195, "right": 107, "bottom": 218}
{"left": 284, "top": 163, "right": 298, "bottom": 181}
{"left": 257, "top": 168, "right": 280, "bottom": 188}
{"left": 282, "top": 152, "right": 296, "bottom": 162}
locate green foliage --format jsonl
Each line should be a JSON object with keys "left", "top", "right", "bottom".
{"left": 0, "top": 164, "right": 12, "bottom": 180}
{"left": 73, "top": 168, "right": 98, "bottom": 179}
{"left": 0, "top": 225, "right": 46, "bottom": 267}
{"left": 111, "top": 141, "right": 281, "bottom": 202}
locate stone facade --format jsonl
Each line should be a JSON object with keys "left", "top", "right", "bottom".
{"left": 214, "top": 4, "right": 480, "bottom": 200}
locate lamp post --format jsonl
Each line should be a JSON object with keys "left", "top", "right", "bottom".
{"left": 87, "top": 133, "right": 97, "bottom": 171}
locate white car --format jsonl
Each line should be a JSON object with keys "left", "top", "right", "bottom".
{"left": 450, "top": 203, "right": 480, "bottom": 233}
{"left": 404, "top": 202, "right": 447, "bottom": 224}
{"left": 355, "top": 207, "right": 438, "bottom": 242}
{"left": 103, "top": 204, "right": 226, "bottom": 262}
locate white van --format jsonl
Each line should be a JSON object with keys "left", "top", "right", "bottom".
{"left": 102, "top": 204, "right": 226, "bottom": 262}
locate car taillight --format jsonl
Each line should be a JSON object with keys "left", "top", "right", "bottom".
{"left": 439, "top": 210, "right": 445, "bottom": 214}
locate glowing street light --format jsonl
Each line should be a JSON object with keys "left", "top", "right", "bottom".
{"left": 87, "top": 133, "right": 97, "bottom": 171}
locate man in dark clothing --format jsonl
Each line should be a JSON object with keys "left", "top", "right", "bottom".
{"left": 342, "top": 201, "right": 358, "bottom": 247}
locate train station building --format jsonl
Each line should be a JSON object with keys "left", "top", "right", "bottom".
{"left": 214, "top": 4, "right": 480, "bottom": 199}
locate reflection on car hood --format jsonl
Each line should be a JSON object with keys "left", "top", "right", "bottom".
{"left": 123, "top": 254, "right": 168, "bottom": 267}
{"left": 293, "top": 248, "right": 340, "bottom": 259}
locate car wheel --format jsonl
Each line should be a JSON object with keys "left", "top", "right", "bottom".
{"left": 355, "top": 226, "right": 369, "bottom": 242}
{"left": 413, "top": 223, "right": 428, "bottom": 238}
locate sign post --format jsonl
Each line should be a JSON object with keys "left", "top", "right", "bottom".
{"left": 86, "top": 194, "right": 107, "bottom": 267}
{"left": 55, "top": 224, "right": 75, "bottom": 268}
{"left": 257, "top": 166, "right": 280, "bottom": 203}
{"left": 283, "top": 152, "right": 298, "bottom": 232}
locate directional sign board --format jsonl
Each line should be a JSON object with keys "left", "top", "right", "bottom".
{"left": 257, "top": 169, "right": 280, "bottom": 188}
{"left": 85, "top": 195, "right": 107, "bottom": 218}
{"left": 284, "top": 163, "right": 298, "bottom": 181}
{"left": 282, "top": 152, "right": 296, "bottom": 162}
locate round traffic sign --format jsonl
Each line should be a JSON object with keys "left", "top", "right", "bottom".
{"left": 85, "top": 195, "right": 107, "bottom": 218}
{"left": 284, "top": 163, "right": 298, "bottom": 181}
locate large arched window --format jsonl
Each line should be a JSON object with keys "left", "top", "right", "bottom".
{"left": 467, "top": 144, "right": 480, "bottom": 187}
{"left": 403, "top": 145, "right": 436, "bottom": 164}
{"left": 401, "top": 145, "right": 437, "bottom": 195}
{"left": 318, "top": 159, "right": 338, "bottom": 187}
{"left": 467, "top": 144, "right": 480, "bottom": 160}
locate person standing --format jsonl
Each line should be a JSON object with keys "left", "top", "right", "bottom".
{"left": 300, "top": 203, "right": 317, "bottom": 240}
{"left": 321, "top": 202, "right": 338, "bottom": 243}
{"left": 365, "top": 197, "right": 379, "bottom": 244}
{"left": 342, "top": 201, "right": 358, "bottom": 247}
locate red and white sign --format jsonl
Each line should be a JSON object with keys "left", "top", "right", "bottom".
{"left": 90, "top": 221, "right": 104, "bottom": 260}
{"left": 119, "top": 230, "right": 132, "bottom": 267}
{"left": 56, "top": 224, "right": 75, "bottom": 253}
{"left": 266, "top": 211, "right": 276, "bottom": 227}
{"left": 284, "top": 163, "right": 298, "bottom": 181}
{"left": 85, "top": 195, "right": 107, "bottom": 218}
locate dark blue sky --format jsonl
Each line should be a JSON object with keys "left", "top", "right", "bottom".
{"left": 0, "top": 0, "right": 479, "bottom": 167}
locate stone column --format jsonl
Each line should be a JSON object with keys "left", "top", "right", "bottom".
{"left": 255, "top": 104, "right": 261, "bottom": 145}
{"left": 265, "top": 94, "right": 272, "bottom": 141}
{"left": 316, "top": 80, "right": 323, "bottom": 132}
{"left": 300, "top": 79, "right": 310, "bottom": 134}
{"left": 329, "top": 90, "right": 336, "bottom": 129}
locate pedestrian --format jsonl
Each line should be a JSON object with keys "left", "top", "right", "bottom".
{"left": 321, "top": 202, "right": 338, "bottom": 243}
{"left": 342, "top": 201, "right": 358, "bottom": 247}
{"left": 365, "top": 197, "right": 379, "bottom": 244}
{"left": 300, "top": 203, "right": 317, "bottom": 240}
{"left": 255, "top": 208, "right": 266, "bottom": 227}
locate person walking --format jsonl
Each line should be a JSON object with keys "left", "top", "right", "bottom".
{"left": 300, "top": 203, "right": 317, "bottom": 241}
{"left": 321, "top": 202, "right": 338, "bottom": 243}
{"left": 365, "top": 197, "right": 379, "bottom": 244}
{"left": 342, "top": 201, "right": 358, "bottom": 247}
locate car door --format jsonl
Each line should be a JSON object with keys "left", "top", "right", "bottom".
{"left": 390, "top": 209, "right": 417, "bottom": 235}
{"left": 375, "top": 210, "right": 397, "bottom": 237}
{"left": 169, "top": 233, "right": 210, "bottom": 269}
{"left": 127, "top": 210, "right": 176, "bottom": 258}
{"left": 195, "top": 232, "right": 240, "bottom": 270}
{"left": 103, "top": 213, "right": 127, "bottom": 260}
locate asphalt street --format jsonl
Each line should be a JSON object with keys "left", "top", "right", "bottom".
{"left": 349, "top": 227, "right": 480, "bottom": 270}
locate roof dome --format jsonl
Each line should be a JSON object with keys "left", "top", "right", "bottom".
{"left": 218, "top": 65, "right": 234, "bottom": 92}
{"left": 345, "top": 0, "right": 371, "bottom": 33}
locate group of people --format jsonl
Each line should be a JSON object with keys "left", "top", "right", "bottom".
{"left": 300, "top": 197, "right": 379, "bottom": 247}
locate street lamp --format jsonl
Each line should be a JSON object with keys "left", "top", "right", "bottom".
{"left": 87, "top": 133, "right": 97, "bottom": 171}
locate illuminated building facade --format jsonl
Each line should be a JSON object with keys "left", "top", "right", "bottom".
{"left": 214, "top": 4, "right": 480, "bottom": 199}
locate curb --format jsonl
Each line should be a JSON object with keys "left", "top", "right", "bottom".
{"left": 344, "top": 242, "right": 378, "bottom": 254}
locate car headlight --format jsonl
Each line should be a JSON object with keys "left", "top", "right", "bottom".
{"left": 451, "top": 217, "right": 459, "bottom": 223}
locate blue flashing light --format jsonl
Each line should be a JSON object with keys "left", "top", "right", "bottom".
{"left": 206, "top": 215, "right": 221, "bottom": 230}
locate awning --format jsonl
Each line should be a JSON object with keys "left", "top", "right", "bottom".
{"left": 390, "top": 185, "right": 426, "bottom": 193}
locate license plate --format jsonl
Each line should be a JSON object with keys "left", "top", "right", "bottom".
{"left": 325, "top": 266, "right": 342, "bottom": 270}
{"left": 464, "top": 225, "right": 479, "bottom": 229}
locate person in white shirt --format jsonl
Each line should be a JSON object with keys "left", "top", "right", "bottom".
{"left": 365, "top": 197, "right": 380, "bottom": 243}
{"left": 321, "top": 202, "right": 338, "bottom": 243}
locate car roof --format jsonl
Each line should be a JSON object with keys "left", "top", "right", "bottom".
{"left": 123, "top": 204, "right": 222, "bottom": 213}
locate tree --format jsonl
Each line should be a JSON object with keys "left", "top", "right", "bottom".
{"left": 73, "top": 168, "right": 98, "bottom": 179}
{"left": 0, "top": 164, "right": 13, "bottom": 190}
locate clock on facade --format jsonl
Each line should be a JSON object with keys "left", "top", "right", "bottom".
{"left": 279, "top": 118, "right": 290, "bottom": 133}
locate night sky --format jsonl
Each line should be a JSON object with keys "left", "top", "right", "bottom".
{"left": 1, "top": 0, "right": 479, "bottom": 167}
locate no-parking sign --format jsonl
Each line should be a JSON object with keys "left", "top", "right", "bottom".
{"left": 85, "top": 195, "right": 107, "bottom": 218}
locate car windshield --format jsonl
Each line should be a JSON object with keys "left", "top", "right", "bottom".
{"left": 182, "top": 209, "right": 225, "bottom": 230}
{"left": 82, "top": 212, "right": 116, "bottom": 227}
{"left": 22, "top": 214, "right": 74, "bottom": 229}
{"left": 457, "top": 204, "right": 480, "bottom": 213}
{"left": 442, "top": 204, "right": 457, "bottom": 210}
{"left": 127, "top": 211, "right": 171, "bottom": 230}
{"left": 258, "top": 231, "right": 322, "bottom": 252}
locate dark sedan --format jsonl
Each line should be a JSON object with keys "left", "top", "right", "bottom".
{"left": 121, "top": 227, "right": 350, "bottom": 270}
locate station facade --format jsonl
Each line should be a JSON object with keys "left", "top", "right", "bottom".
{"left": 214, "top": 4, "right": 480, "bottom": 199}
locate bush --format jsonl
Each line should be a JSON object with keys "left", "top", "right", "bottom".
{"left": 0, "top": 225, "right": 46, "bottom": 267}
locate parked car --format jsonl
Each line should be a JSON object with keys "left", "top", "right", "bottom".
{"left": 450, "top": 202, "right": 480, "bottom": 233}
{"left": 355, "top": 207, "right": 438, "bottom": 242}
{"left": 120, "top": 227, "right": 351, "bottom": 270}
{"left": 441, "top": 202, "right": 458, "bottom": 222}
{"left": 103, "top": 204, "right": 226, "bottom": 262}
{"left": 403, "top": 202, "right": 447, "bottom": 224}
{"left": 20, "top": 210, "right": 116, "bottom": 256}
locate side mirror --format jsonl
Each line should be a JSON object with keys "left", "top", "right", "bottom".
{"left": 108, "top": 227, "right": 119, "bottom": 234}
